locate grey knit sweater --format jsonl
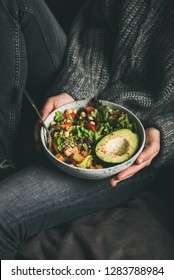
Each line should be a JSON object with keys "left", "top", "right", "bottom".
{"left": 49, "top": 0, "right": 174, "bottom": 166}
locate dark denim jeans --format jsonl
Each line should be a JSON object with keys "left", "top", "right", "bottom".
{"left": 0, "top": 0, "right": 67, "bottom": 168}
{"left": 0, "top": 158, "right": 158, "bottom": 260}
{"left": 0, "top": 0, "right": 159, "bottom": 260}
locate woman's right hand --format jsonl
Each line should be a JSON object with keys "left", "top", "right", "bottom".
{"left": 34, "top": 92, "right": 75, "bottom": 151}
{"left": 41, "top": 92, "right": 75, "bottom": 120}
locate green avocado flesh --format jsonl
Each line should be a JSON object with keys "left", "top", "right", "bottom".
{"left": 95, "top": 129, "right": 139, "bottom": 164}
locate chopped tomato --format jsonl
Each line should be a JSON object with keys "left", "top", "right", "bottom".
{"left": 62, "top": 113, "right": 76, "bottom": 120}
{"left": 85, "top": 106, "right": 95, "bottom": 113}
{"left": 113, "top": 111, "right": 121, "bottom": 119}
{"left": 85, "top": 123, "right": 96, "bottom": 132}
{"left": 62, "top": 113, "right": 69, "bottom": 118}
{"left": 70, "top": 113, "right": 76, "bottom": 120}
{"left": 60, "top": 123, "right": 72, "bottom": 129}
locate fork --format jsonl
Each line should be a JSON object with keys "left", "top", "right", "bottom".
{"left": 22, "top": 88, "right": 52, "bottom": 151}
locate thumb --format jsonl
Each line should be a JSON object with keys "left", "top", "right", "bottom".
{"left": 41, "top": 98, "right": 54, "bottom": 120}
{"left": 136, "top": 128, "right": 160, "bottom": 164}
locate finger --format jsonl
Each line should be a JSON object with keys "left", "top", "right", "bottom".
{"left": 110, "top": 140, "right": 158, "bottom": 186}
{"left": 118, "top": 161, "right": 150, "bottom": 179}
{"left": 136, "top": 142, "right": 160, "bottom": 164}
{"left": 110, "top": 142, "right": 158, "bottom": 186}
{"left": 41, "top": 98, "right": 54, "bottom": 120}
{"left": 110, "top": 178, "right": 120, "bottom": 187}
{"left": 137, "top": 127, "right": 160, "bottom": 164}
{"left": 115, "top": 163, "right": 140, "bottom": 180}
{"left": 110, "top": 160, "right": 150, "bottom": 186}
{"left": 110, "top": 167, "right": 135, "bottom": 186}
{"left": 110, "top": 172, "right": 137, "bottom": 186}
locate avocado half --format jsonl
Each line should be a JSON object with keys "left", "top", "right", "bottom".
{"left": 95, "top": 129, "right": 139, "bottom": 164}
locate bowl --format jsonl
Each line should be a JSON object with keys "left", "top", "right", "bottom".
{"left": 40, "top": 100, "right": 145, "bottom": 180}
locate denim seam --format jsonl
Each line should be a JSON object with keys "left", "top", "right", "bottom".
{"left": 18, "top": 6, "right": 59, "bottom": 69}
{"left": 6, "top": 14, "right": 20, "bottom": 161}
{"left": 6, "top": 5, "right": 59, "bottom": 161}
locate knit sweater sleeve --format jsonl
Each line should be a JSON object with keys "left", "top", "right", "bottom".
{"left": 47, "top": 0, "right": 112, "bottom": 100}
{"left": 149, "top": 114, "right": 174, "bottom": 166}
{"left": 98, "top": 0, "right": 174, "bottom": 167}
{"left": 47, "top": 0, "right": 174, "bottom": 167}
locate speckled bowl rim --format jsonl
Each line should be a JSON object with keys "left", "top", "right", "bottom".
{"left": 40, "top": 99, "right": 145, "bottom": 174}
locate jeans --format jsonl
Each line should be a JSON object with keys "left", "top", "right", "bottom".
{"left": 0, "top": 0, "right": 159, "bottom": 260}
{"left": 0, "top": 157, "right": 158, "bottom": 259}
{"left": 0, "top": 0, "right": 67, "bottom": 168}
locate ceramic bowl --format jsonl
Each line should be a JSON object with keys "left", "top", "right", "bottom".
{"left": 40, "top": 100, "right": 145, "bottom": 179}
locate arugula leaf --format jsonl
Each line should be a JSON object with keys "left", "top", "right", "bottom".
{"left": 54, "top": 111, "right": 64, "bottom": 121}
{"left": 57, "top": 137, "right": 64, "bottom": 152}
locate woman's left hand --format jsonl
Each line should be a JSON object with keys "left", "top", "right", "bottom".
{"left": 110, "top": 127, "right": 160, "bottom": 187}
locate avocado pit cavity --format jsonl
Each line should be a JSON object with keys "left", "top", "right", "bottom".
{"left": 95, "top": 129, "right": 139, "bottom": 163}
{"left": 104, "top": 137, "right": 129, "bottom": 156}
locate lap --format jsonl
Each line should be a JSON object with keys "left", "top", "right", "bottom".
{"left": 0, "top": 156, "right": 157, "bottom": 236}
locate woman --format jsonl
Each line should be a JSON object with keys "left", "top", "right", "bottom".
{"left": 0, "top": 0, "right": 173, "bottom": 259}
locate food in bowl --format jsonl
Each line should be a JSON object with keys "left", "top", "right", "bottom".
{"left": 41, "top": 99, "right": 145, "bottom": 179}
{"left": 95, "top": 129, "right": 139, "bottom": 164}
{"left": 47, "top": 98, "right": 140, "bottom": 169}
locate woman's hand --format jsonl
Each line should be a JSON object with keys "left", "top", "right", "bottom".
{"left": 110, "top": 127, "right": 160, "bottom": 187}
{"left": 40, "top": 93, "right": 75, "bottom": 120}
{"left": 34, "top": 92, "right": 75, "bottom": 150}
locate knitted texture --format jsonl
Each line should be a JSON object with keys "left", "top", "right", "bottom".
{"left": 48, "top": 0, "right": 174, "bottom": 166}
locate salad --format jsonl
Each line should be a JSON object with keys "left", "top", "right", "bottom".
{"left": 48, "top": 99, "right": 138, "bottom": 169}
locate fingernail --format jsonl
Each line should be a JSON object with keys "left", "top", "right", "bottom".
{"left": 110, "top": 180, "right": 119, "bottom": 187}
{"left": 138, "top": 158, "right": 144, "bottom": 164}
